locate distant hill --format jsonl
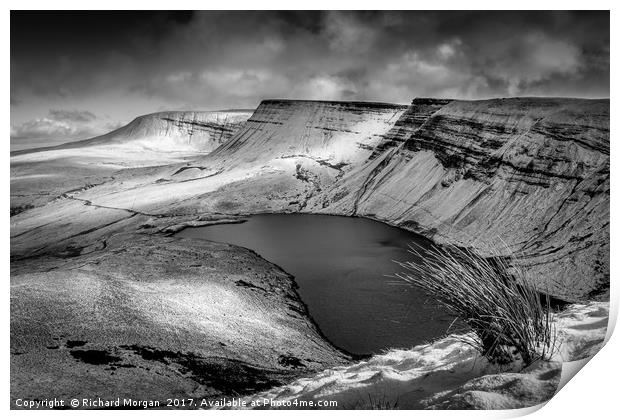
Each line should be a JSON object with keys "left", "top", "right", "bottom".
{"left": 11, "top": 110, "right": 254, "bottom": 156}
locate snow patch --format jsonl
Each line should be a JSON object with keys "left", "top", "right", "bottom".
{"left": 234, "top": 301, "right": 608, "bottom": 410}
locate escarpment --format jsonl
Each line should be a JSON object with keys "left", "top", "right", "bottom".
{"left": 319, "top": 98, "right": 609, "bottom": 300}
{"left": 92, "top": 110, "right": 253, "bottom": 152}
{"left": 369, "top": 98, "right": 454, "bottom": 159}
{"left": 11, "top": 110, "right": 253, "bottom": 156}
{"left": 9, "top": 96, "right": 609, "bottom": 406}
{"left": 10, "top": 98, "right": 609, "bottom": 301}
{"left": 210, "top": 99, "right": 408, "bottom": 166}
{"left": 189, "top": 97, "right": 608, "bottom": 300}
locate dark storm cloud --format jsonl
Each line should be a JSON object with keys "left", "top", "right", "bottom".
{"left": 10, "top": 11, "right": 609, "bottom": 142}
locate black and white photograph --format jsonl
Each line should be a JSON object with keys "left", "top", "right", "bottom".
{"left": 7, "top": 5, "right": 614, "bottom": 413}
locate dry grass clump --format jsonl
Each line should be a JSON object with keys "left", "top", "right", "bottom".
{"left": 348, "top": 394, "right": 399, "bottom": 410}
{"left": 395, "top": 244, "right": 556, "bottom": 366}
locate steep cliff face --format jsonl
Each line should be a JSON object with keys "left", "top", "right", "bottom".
{"left": 368, "top": 98, "right": 454, "bottom": 159}
{"left": 10, "top": 98, "right": 609, "bottom": 300}
{"left": 166, "top": 98, "right": 608, "bottom": 299}
{"left": 210, "top": 100, "right": 407, "bottom": 166}
{"left": 317, "top": 98, "right": 609, "bottom": 299}
{"left": 41, "top": 110, "right": 253, "bottom": 154}
{"left": 164, "top": 99, "right": 409, "bottom": 200}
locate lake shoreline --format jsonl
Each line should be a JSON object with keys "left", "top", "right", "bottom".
{"left": 10, "top": 229, "right": 352, "bottom": 406}
{"left": 175, "top": 213, "right": 456, "bottom": 355}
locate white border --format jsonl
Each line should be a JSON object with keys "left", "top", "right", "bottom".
{"left": 4, "top": 2, "right": 616, "bottom": 419}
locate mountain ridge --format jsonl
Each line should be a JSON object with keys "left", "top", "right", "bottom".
{"left": 10, "top": 97, "right": 610, "bottom": 300}
{"left": 11, "top": 109, "right": 253, "bottom": 156}
{"left": 9, "top": 95, "right": 610, "bottom": 406}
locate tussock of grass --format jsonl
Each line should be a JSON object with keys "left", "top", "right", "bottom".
{"left": 395, "top": 244, "right": 556, "bottom": 366}
{"left": 348, "top": 394, "right": 399, "bottom": 410}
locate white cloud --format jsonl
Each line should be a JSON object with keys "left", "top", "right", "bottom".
{"left": 436, "top": 39, "right": 462, "bottom": 60}
{"left": 292, "top": 75, "right": 357, "bottom": 101}
{"left": 366, "top": 51, "right": 490, "bottom": 101}
{"left": 199, "top": 68, "right": 289, "bottom": 98}
{"left": 11, "top": 109, "right": 117, "bottom": 141}
{"left": 165, "top": 71, "right": 193, "bottom": 84}
{"left": 11, "top": 118, "right": 82, "bottom": 140}
{"left": 48, "top": 109, "right": 97, "bottom": 122}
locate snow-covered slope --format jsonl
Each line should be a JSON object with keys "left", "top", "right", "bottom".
{"left": 11, "top": 98, "right": 609, "bottom": 300}
{"left": 163, "top": 98, "right": 609, "bottom": 300}
{"left": 12, "top": 110, "right": 253, "bottom": 156}
{"left": 10, "top": 98, "right": 610, "bottom": 408}
{"left": 79, "top": 110, "right": 252, "bottom": 153}
{"left": 10, "top": 110, "right": 253, "bottom": 213}
{"left": 318, "top": 98, "right": 610, "bottom": 300}
{"left": 233, "top": 301, "right": 608, "bottom": 410}
{"left": 211, "top": 100, "right": 407, "bottom": 166}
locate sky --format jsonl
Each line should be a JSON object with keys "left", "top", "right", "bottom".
{"left": 10, "top": 10, "right": 610, "bottom": 145}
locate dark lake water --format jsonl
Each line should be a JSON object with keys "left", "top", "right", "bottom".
{"left": 176, "top": 214, "right": 455, "bottom": 355}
